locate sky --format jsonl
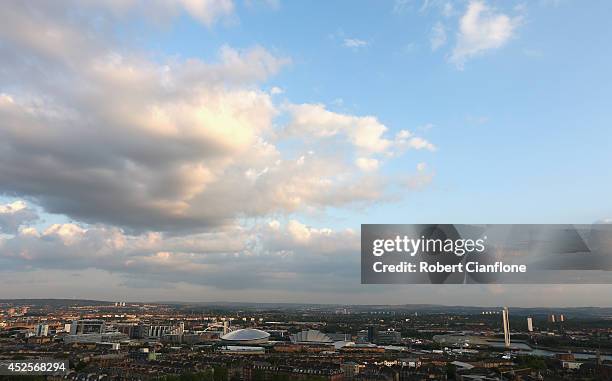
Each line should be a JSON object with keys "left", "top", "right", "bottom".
{"left": 1, "top": 0, "right": 611, "bottom": 306}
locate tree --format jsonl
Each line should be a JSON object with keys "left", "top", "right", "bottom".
{"left": 213, "top": 366, "right": 228, "bottom": 381}
{"left": 445, "top": 363, "right": 457, "bottom": 380}
{"left": 252, "top": 369, "right": 266, "bottom": 381}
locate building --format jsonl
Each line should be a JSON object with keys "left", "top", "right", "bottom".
{"left": 64, "top": 319, "right": 129, "bottom": 344}
{"left": 35, "top": 323, "right": 49, "bottom": 337}
{"left": 527, "top": 317, "right": 533, "bottom": 332}
{"left": 70, "top": 319, "right": 105, "bottom": 335}
{"left": 115, "top": 323, "right": 137, "bottom": 338}
{"left": 220, "top": 328, "right": 270, "bottom": 345}
{"left": 376, "top": 330, "right": 401, "bottom": 345}
{"left": 328, "top": 333, "right": 352, "bottom": 341}
{"left": 146, "top": 322, "right": 184, "bottom": 338}
{"left": 367, "top": 326, "right": 378, "bottom": 343}
{"left": 561, "top": 361, "right": 582, "bottom": 370}
{"left": 64, "top": 331, "right": 128, "bottom": 344}
{"left": 220, "top": 345, "right": 266, "bottom": 355}
{"left": 339, "top": 343, "right": 385, "bottom": 354}
{"left": 273, "top": 343, "right": 307, "bottom": 353}
{"left": 244, "top": 363, "right": 344, "bottom": 381}
{"left": 556, "top": 353, "right": 575, "bottom": 361}
{"left": 341, "top": 362, "right": 362, "bottom": 379}
{"left": 502, "top": 307, "right": 510, "bottom": 348}
{"left": 548, "top": 314, "right": 556, "bottom": 323}
{"left": 290, "top": 330, "right": 333, "bottom": 344}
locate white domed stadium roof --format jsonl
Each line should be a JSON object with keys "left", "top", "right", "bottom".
{"left": 290, "top": 330, "right": 333, "bottom": 344}
{"left": 221, "top": 328, "right": 270, "bottom": 344}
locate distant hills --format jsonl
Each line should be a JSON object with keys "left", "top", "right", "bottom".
{"left": 0, "top": 299, "right": 116, "bottom": 307}
{"left": 1, "top": 298, "right": 611, "bottom": 318}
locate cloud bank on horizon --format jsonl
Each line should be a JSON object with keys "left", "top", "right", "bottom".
{"left": 1, "top": 0, "right": 611, "bottom": 305}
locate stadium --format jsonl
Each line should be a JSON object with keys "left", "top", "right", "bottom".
{"left": 220, "top": 328, "right": 270, "bottom": 345}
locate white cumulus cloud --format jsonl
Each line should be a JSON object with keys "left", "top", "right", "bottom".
{"left": 430, "top": 22, "right": 447, "bottom": 51}
{"left": 343, "top": 38, "right": 369, "bottom": 49}
{"left": 450, "top": 1, "right": 521, "bottom": 68}
{"left": 356, "top": 157, "right": 380, "bottom": 172}
{"left": 0, "top": 2, "right": 428, "bottom": 232}
{"left": 0, "top": 200, "right": 38, "bottom": 233}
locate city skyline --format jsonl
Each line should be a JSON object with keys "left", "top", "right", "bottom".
{"left": 1, "top": 0, "right": 612, "bottom": 306}
{"left": 3, "top": 299, "right": 608, "bottom": 379}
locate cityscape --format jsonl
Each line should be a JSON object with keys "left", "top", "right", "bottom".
{"left": 1, "top": 300, "right": 611, "bottom": 380}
